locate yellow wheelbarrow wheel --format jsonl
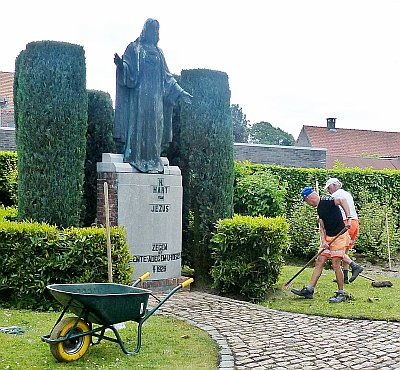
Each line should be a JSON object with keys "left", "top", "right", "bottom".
{"left": 49, "top": 317, "right": 91, "bottom": 362}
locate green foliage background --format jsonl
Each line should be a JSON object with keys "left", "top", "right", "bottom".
{"left": 234, "top": 171, "right": 286, "bottom": 217}
{"left": 248, "top": 121, "right": 295, "bottom": 146}
{"left": 0, "top": 151, "right": 17, "bottom": 207}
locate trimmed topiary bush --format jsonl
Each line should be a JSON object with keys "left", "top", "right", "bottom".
{"left": 179, "top": 69, "right": 234, "bottom": 282}
{"left": 211, "top": 214, "right": 289, "bottom": 302}
{"left": 83, "top": 90, "right": 115, "bottom": 226}
{"left": 14, "top": 41, "right": 87, "bottom": 227}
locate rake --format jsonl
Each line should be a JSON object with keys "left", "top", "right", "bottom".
{"left": 359, "top": 273, "right": 393, "bottom": 288}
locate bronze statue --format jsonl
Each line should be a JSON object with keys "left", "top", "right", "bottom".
{"left": 114, "top": 18, "right": 192, "bottom": 173}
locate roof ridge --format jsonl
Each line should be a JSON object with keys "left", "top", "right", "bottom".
{"left": 303, "top": 125, "right": 400, "bottom": 135}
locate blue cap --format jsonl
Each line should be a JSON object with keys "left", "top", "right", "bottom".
{"left": 301, "top": 186, "right": 314, "bottom": 201}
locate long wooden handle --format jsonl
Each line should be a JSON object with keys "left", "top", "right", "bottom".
{"left": 284, "top": 227, "right": 347, "bottom": 287}
{"left": 104, "top": 182, "right": 113, "bottom": 283}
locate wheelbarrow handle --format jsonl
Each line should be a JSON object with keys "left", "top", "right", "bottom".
{"left": 132, "top": 272, "right": 151, "bottom": 287}
{"left": 141, "top": 277, "right": 195, "bottom": 323}
{"left": 181, "top": 278, "right": 194, "bottom": 288}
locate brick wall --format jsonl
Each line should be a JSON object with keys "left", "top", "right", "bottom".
{"left": 234, "top": 143, "right": 327, "bottom": 168}
{"left": 0, "top": 127, "right": 16, "bottom": 151}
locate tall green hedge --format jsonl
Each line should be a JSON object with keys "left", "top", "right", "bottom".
{"left": 14, "top": 41, "right": 88, "bottom": 227}
{"left": 83, "top": 90, "right": 115, "bottom": 226}
{"left": 235, "top": 161, "right": 400, "bottom": 217}
{"left": 235, "top": 161, "right": 400, "bottom": 261}
{"left": 179, "top": 69, "right": 234, "bottom": 281}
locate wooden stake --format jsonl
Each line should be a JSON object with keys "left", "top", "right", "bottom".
{"left": 104, "top": 182, "right": 113, "bottom": 283}
{"left": 386, "top": 212, "right": 392, "bottom": 271}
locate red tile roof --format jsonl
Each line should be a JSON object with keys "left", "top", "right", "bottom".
{"left": 300, "top": 125, "right": 400, "bottom": 157}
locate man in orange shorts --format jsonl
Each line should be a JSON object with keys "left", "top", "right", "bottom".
{"left": 291, "top": 186, "right": 362, "bottom": 303}
{"left": 325, "top": 178, "right": 362, "bottom": 283}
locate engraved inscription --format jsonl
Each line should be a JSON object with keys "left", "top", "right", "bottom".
{"left": 150, "top": 204, "right": 170, "bottom": 212}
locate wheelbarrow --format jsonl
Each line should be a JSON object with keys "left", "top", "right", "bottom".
{"left": 41, "top": 273, "right": 194, "bottom": 362}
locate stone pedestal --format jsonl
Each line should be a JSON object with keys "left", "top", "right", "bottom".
{"left": 97, "top": 154, "right": 183, "bottom": 283}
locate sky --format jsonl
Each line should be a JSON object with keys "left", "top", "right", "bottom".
{"left": 2, "top": 1, "right": 400, "bottom": 139}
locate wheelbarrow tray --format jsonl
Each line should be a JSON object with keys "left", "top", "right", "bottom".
{"left": 47, "top": 283, "right": 151, "bottom": 325}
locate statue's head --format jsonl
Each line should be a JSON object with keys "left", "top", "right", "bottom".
{"left": 140, "top": 18, "right": 160, "bottom": 45}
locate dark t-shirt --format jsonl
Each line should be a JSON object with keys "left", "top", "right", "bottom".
{"left": 317, "top": 196, "right": 345, "bottom": 237}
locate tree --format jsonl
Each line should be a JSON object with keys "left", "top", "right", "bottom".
{"left": 231, "top": 104, "right": 249, "bottom": 143}
{"left": 248, "top": 121, "right": 295, "bottom": 146}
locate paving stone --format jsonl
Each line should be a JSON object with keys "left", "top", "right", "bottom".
{"left": 151, "top": 292, "right": 400, "bottom": 370}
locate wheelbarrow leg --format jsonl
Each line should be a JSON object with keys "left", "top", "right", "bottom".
{"left": 112, "top": 278, "right": 194, "bottom": 355}
{"left": 107, "top": 322, "right": 143, "bottom": 354}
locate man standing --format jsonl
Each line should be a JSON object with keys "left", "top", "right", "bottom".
{"left": 325, "top": 177, "right": 362, "bottom": 284}
{"left": 291, "top": 187, "right": 362, "bottom": 303}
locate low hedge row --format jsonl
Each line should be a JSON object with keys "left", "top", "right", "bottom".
{"left": 0, "top": 217, "right": 132, "bottom": 310}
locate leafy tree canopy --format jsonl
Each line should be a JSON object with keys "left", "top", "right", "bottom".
{"left": 231, "top": 104, "right": 249, "bottom": 143}
{"left": 248, "top": 121, "right": 295, "bottom": 146}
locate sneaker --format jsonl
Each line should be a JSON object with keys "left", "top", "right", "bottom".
{"left": 291, "top": 287, "right": 313, "bottom": 299}
{"left": 349, "top": 265, "right": 364, "bottom": 283}
{"left": 329, "top": 291, "right": 346, "bottom": 303}
{"left": 332, "top": 278, "right": 349, "bottom": 284}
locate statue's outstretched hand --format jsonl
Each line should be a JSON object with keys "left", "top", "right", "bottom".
{"left": 114, "top": 53, "right": 123, "bottom": 68}
{"left": 181, "top": 91, "right": 193, "bottom": 104}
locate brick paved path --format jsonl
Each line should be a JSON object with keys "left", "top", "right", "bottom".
{"left": 154, "top": 291, "right": 400, "bottom": 370}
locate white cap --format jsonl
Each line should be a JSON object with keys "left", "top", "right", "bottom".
{"left": 324, "top": 177, "right": 342, "bottom": 189}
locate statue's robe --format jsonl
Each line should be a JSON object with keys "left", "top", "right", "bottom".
{"left": 114, "top": 39, "right": 183, "bottom": 173}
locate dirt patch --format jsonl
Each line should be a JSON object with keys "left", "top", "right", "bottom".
{"left": 353, "top": 254, "right": 400, "bottom": 279}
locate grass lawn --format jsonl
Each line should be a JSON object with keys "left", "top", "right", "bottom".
{"left": 0, "top": 309, "right": 218, "bottom": 369}
{"left": 262, "top": 264, "right": 400, "bottom": 321}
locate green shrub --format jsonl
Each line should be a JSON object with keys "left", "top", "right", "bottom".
{"left": 234, "top": 171, "right": 286, "bottom": 217}
{"left": 15, "top": 41, "right": 87, "bottom": 227}
{"left": 356, "top": 198, "right": 400, "bottom": 262}
{"left": 0, "top": 206, "right": 18, "bottom": 221}
{"left": 211, "top": 214, "right": 289, "bottom": 302}
{"left": 287, "top": 201, "right": 320, "bottom": 259}
{"left": 0, "top": 151, "right": 17, "bottom": 207}
{"left": 0, "top": 220, "right": 132, "bottom": 309}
